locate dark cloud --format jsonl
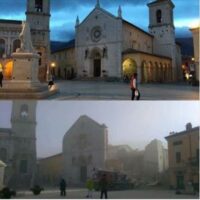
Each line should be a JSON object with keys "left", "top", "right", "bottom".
{"left": 175, "top": 27, "right": 192, "bottom": 38}
{"left": 51, "top": 29, "right": 75, "bottom": 41}
{"left": 51, "top": 0, "right": 149, "bottom": 11}
{"left": 0, "top": 0, "right": 198, "bottom": 40}
{"left": 0, "top": 0, "right": 149, "bottom": 15}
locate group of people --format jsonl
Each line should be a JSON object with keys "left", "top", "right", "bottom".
{"left": 59, "top": 174, "right": 109, "bottom": 199}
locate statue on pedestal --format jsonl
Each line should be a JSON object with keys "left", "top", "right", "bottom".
{"left": 17, "top": 21, "right": 35, "bottom": 53}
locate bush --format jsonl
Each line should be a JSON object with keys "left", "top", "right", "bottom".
{"left": 30, "top": 185, "right": 44, "bottom": 195}
{"left": 0, "top": 187, "right": 16, "bottom": 199}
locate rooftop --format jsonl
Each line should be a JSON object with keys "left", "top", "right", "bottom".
{"left": 165, "top": 126, "right": 199, "bottom": 140}
{"left": 0, "top": 19, "right": 22, "bottom": 25}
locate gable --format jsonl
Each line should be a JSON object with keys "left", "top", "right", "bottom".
{"left": 79, "top": 7, "right": 118, "bottom": 27}
{"left": 63, "top": 115, "right": 105, "bottom": 139}
{"left": 76, "top": 7, "right": 122, "bottom": 46}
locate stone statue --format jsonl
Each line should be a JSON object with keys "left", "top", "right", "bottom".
{"left": 17, "top": 21, "right": 35, "bottom": 53}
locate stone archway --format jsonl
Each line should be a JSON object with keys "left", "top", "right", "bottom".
{"left": 122, "top": 58, "right": 137, "bottom": 79}
{"left": 141, "top": 61, "right": 148, "bottom": 83}
{"left": 90, "top": 48, "right": 102, "bottom": 77}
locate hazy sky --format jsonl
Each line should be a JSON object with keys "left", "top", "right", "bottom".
{"left": 0, "top": 101, "right": 199, "bottom": 158}
{"left": 0, "top": 0, "right": 199, "bottom": 41}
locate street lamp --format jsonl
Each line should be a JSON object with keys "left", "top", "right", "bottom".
{"left": 51, "top": 62, "right": 56, "bottom": 68}
{"left": 50, "top": 62, "right": 56, "bottom": 78}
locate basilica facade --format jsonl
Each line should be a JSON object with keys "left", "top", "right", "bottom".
{"left": 75, "top": 0, "right": 182, "bottom": 83}
{"left": 63, "top": 115, "right": 108, "bottom": 185}
{"left": 0, "top": 101, "right": 37, "bottom": 189}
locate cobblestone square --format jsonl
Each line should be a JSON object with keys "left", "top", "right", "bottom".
{"left": 49, "top": 80, "right": 199, "bottom": 100}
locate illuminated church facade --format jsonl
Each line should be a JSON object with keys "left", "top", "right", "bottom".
{"left": 75, "top": 0, "right": 182, "bottom": 82}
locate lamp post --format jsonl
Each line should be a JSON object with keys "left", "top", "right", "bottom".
{"left": 50, "top": 62, "right": 56, "bottom": 78}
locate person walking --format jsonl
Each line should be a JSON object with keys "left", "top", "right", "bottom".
{"left": 0, "top": 71, "right": 3, "bottom": 88}
{"left": 130, "top": 73, "right": 140, "bottom": 100}
{"left": 59, "top": 178, "right": 67, "bottom": 196}
{"left": 99, "top": 174, "right": 108, "bottom": 199}
{"left": 48, "top": 74, "right": 54, "bottom": 88}
{"left": 86, "top": 177, "right": 94, "bottom": 198}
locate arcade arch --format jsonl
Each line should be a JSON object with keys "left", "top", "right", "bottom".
{"left": 122, "top": 58, "right": 137, "bottom": 79}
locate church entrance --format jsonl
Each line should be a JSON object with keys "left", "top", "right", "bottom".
{"left": 80, "top": 166, "right": 87, "bottom": 183}
{"left": 93, "top": 59, "right": 101, "bottom": 77}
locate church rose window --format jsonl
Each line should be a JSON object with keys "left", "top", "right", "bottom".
{"left": 91, "top": 26, "right": 102, "bottom": 42}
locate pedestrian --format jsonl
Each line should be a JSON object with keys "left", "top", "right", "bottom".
{"left": 99, "top": 174, "right": 108, "bottom": 199}
{"left": 48, "top": 74, "right": 54, "bottom": 88}
{"left": 130, "top": 73, "right": 140, "bottom": 100}
{"left": 0, "top": 70, "right": 3, "bottom": 88}
{"left": 86, "top": 177, "right": 94, "bottom": 198}
{"left": 59, "top": 178, "right": 67, "bottom": 196}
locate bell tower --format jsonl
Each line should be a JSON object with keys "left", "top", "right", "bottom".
{"left": 9, "top": 101, "right": 37, "bottom": 188}
{"left": 26, "top": 0, "right": 51, "bottom": 82}
{"left": 148, "top": 0, "right": 178, "bottom": 81}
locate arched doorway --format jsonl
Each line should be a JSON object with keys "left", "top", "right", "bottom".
{"left": 142, "top": 61, "right": 148, "bottom": 83}
{"left": 90, "top": 48, "right": 102, "bottom": 77}
{"left": 122, "top": 58, "right": 137, "bottom": 79}
{"left": 147, "top": 62, "right": 153, "bottom": 82}
{"left": 93, "top": 52, "right": 101, "bottom": 77}
{"left": 4, "top": 61, "right": 13, "bottom": 80}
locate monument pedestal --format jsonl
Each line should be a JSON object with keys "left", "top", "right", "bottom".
{"left": 0, "top": 52, "right": 59, "bottom": 99}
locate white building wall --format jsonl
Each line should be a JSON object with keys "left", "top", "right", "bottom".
{"left": 122, "top": 23, "right": 153, "bottom": 54}
{"left": 144, "top": 139, "right": 167, "bottom": 180}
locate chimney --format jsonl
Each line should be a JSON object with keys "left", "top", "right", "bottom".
{"left": 186, "top": 123, "right": 192, "bottom": 131}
